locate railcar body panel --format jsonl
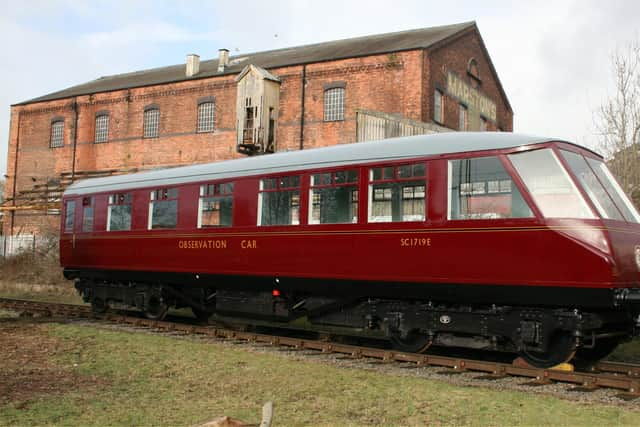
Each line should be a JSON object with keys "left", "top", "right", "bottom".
{"left": 60, "top": 133, "right": 640, "bottom": 310}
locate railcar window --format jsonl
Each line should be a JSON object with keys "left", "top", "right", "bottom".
{"left": 448, "top": 156, "right": 533, "bottom": 220}
{"left": 199, "top": 182, "right": 234, "bottom": 227}
{"left": 368, "top": 163, "right": 426, "bottom": 222}
{"left": 586, "top": 157, "right": 640, "bottom": 223}
{"left": 149, "top": 188, "right": 178, "bottom": 229}
{"left": 82, "top": 197, "right": 94, "bottom": 232}
{"left": 64, "top": 200, "right": 75, "bottom": 233}
{"left": 310, "top": 169, "right": 358, "bottom": 224}
{"left": 258, "top": 175, "right": 301, "bottom": 226}
{"left": 508, "top": 149, "right": 595, "bottom": 219}
{"left": 560, "top": 150, "right": 624, "bottom": 221}
{"left": 107, "top": 193, "right": 132, "bottom": 231}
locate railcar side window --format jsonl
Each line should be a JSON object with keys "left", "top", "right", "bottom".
{"left": 448, "top": 156, "right": 533, "bottom": 220}
{"left": 585, "top": 157, "right": 640, "bottom": 223}
{"left": 560, "top": 150, "right": 624, "bottom": 221}
{"left": 199, "top": 182, "right": 234, "bottom": 227}
{"left": 108, "top": 193, "right": 132, "bottom": 231}
{"left": 310, "top": 170, "right": 358, "bottom": 224}
{"left": 64, "top": 200, "right": 75, "bottom": 233}
{"left": 258, "top": 175, "right": 300, "bottom": 226}
{"left": 508, "top": 149, "right": 595, "bottom": 219}
{"left": 368, "top": 163, "right": 426, "bottom": 222}
{"left": 82, "top": 197, "right": 94, "bottom": 232}
{"left": 149, "top": 188, "right": 178, "bottom": 229}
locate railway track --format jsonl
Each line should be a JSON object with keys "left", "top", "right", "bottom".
{"left": 1, "top": 297, "right": 639, "bottom": 401}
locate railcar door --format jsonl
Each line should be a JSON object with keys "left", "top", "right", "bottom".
{"left": 60, "top": 198, "right": 77, "bottom": 265}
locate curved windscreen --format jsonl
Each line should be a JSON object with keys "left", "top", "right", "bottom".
{"left": 585, "top": 157, "right": 640, "bottom": 223}
{"left": 508, "top": 149, "right": 595, "bottom": 219}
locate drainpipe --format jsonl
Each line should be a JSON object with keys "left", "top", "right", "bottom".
{"left": 9, "top": 110, "right": 22, "bottom": 237}
{"left": 299, "top": 65, "right": 306, "bottom": 150}
{"left": 71, "top": 98, "right": 79, "bottom": 181}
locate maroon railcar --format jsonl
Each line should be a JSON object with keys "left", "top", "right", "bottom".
{"left": 60, "top": 133, "right": 640, "bottom": 367}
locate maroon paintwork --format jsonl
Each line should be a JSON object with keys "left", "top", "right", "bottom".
{"left": 59, "top": 142, "right": 640, "bottom": 294}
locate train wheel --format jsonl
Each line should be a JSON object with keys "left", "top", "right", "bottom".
{"left": 520, "top": 332, "right": 576, "bottom": 368}
{"left": 91, "top": 297, "right": 108, "bottom": 314}
{"left": 390, "top": 330, "right": 432, "bottom": 353}
{"left": 574, "top": 338, "right": 620, "bottom": 368}
{"left": 144, "top": 295, "right": 168, "bottom": 321}
{"left": 192, "top": 308, "right": 212, "bottom": 324}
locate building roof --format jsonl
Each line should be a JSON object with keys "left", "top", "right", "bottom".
{"left": 64, "top": 132, "right": 592, "bottom": 196}
{"left": 20, "top": 21, "right": 476, "bottom": 105}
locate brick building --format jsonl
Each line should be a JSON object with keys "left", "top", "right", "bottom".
{"left": 3, "top": 21, "right": 512, "bottom": 236}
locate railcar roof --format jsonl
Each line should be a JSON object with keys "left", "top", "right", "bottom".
{"left": 63, "top": 132, "right": 596, "bottom": 196}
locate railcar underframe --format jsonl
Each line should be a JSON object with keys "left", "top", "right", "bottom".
{"left": 69, "top": 269, "right": 638, "bottom": 368}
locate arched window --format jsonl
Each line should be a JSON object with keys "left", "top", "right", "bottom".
{"left": 95, "top": 111, "right": 110, "bottom": 143}
{"left": 324, "top": 86, "right": 345, "bottom": 122}
{"left": 143, "top": 105, "right": 160, "bottom": 138}
{"left": 197, "top": 99, "right": 215, "bottom": 133}
{"left": 50, "top": 119, "right": 64, "bottom": 148}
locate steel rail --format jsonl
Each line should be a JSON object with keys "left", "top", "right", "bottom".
{"left": 1, "top": 297, "right": 639, "bottom": 400}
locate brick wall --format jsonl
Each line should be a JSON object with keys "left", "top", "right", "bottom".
{"left": 3, "top": 30, "right": 513, "bottom": 235}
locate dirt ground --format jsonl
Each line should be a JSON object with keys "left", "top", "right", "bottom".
{"left": 0, "top": 318, "right": 107, "bottom": 408}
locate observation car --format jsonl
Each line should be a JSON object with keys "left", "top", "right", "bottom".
{"left": 60, "top": 132, "right": 640, "bottom": 368}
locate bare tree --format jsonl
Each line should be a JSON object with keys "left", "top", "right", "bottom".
{"left": 595, "top": 38, "right": 640, "bottom": 206}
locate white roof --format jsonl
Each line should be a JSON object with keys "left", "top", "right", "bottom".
{"left": 63, "top": 132, "right": 591, "bottom": 196}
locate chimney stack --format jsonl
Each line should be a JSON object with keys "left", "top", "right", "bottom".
{"left": 186, "top": 54, "right": 200, "bottom": 77}
{"left": 218, "top": 48, "right": 230, "bottom": 72}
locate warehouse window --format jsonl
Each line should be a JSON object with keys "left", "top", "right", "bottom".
{"left": 324, "top": 87, "right": 345, "bottom": 122}
{"left": 50, "top": 119, "right": 64, "bottom": 148}
{"left": 149, "top": 188, "right": 178, "bottom": 229}
{"left": 310, "top": 169, "right": 359, "bottom": 224}
{"left": 64, "top": 200, "right": 75, "bottom": 233}
{"left": 258, "top": 175, "right": 300, "bottom": 226}
{"left": 143, "top": 106, "right": 160, "bottom": 138}
{"left": 199, "top": 182, "right": 234, "bottom": 228}
{"left": 82, "top": 197, "right": 94, "bottom": 232}
{"left": 368, "top": 163, "right": 427, "bottom": 222}
{"left": 458, "top": 104, "right": 468, "bottom": 131}
{"left": 448, "top": 156, "right": 533, "bottom": 220}
{"left": 95, "top": 112, "right": 110, "bottom": 143}
{"left": 197, "top": 100, "right": 215, "bottom": 133}
{"left": 107, "top": 193, "right": 133, "bottom": 231}
{"left": 434, "top": 90, "right": 443, "bottom": 124}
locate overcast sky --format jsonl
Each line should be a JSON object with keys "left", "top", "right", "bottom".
{"left": 1, "top": 0, "right": 638, "bottom": 175}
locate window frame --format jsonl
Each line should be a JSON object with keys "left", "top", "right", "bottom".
{"left": 197, "top": 99, "right": 215, "bottom": 133}
{"left": 81, "top": 196, "right": 94, "bottom": 233}
{"left": 308, "top": 168, "right": 359, "bottom": 225}
{"left": 198, "top": 181, "right": 234, "bottom": 228}
{"left": 458, "top": 103, "right": 468, "bottom": 131}
{"left": 148, "top": 187, "right": 180, "bottom": 230}
{"left": 107, "top": 192, "right": 133, "bottom": 232}
{"left": 95, "top": 111, "right": 110, "bottom": 143}
{"left": 434, "top": 89, "right": 444, "bottom": 124}
{"left": 367, "top": 162, "right": 428, "bottom": 223}
{"left": 323, "top": 86, "right": 346, "bottom": 122}
{"left": 447, "top": 155, "right": 535, "bottom": 221}
{"left": 143, "top": 105, "right": 160, "bottom": 139}
{"left": 257, "top": 174, "right": 302, "bottom": 226}
{"left": 64, "top": 200, "right": 76, "bottom": 233}
{"left": 50, "top": 118, "right": 64, "bottom": 148}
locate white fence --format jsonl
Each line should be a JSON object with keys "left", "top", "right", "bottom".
{"left": 0, "top": 234, "right": 50, "bottom": 257}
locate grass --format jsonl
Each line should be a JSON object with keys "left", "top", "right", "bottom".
{"left": 0, "top": 322, "right": 639, "bottom": 427}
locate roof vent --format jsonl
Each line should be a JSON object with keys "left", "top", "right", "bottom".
{"left": 186, "top": 54, "right": 200, "bottom": 77}
{"left": 218, "top": 48, "right": 230, "bottom": 72}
